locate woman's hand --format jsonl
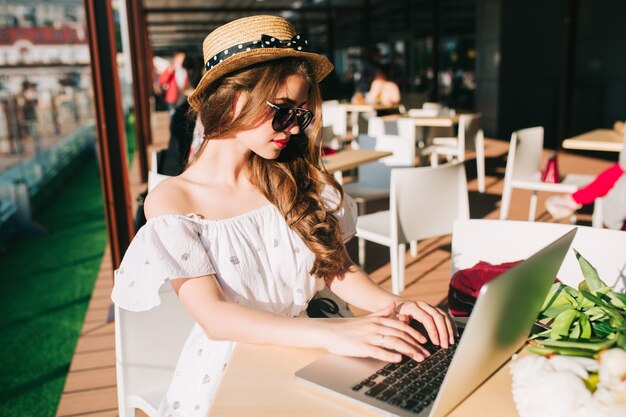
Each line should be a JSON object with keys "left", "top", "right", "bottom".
{"left": 320, "top": 302, "right": 431, "bottom": 363}
{"left": 396, "top": 300, "right": 456, "bottom": 349}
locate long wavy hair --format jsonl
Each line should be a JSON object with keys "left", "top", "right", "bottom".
{"left": 192, "top": 57, "right": 351, "bottom": 282}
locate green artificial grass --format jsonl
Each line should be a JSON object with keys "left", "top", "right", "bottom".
{"left": 0, "top": 156, "right": 107, "bottom": 417}
{"left": 126, "top": 110, "right": 136, "bottom": 165}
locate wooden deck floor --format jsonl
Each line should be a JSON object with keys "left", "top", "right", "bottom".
{"left": 55, "top": 114, "right": 613, "bottom": 416}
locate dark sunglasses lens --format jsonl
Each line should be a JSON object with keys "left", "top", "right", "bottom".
{"left": 272, "top": 108, "right": 295, "bottom": 131}
{"left": 297, "top": 111, "right": 313, "bottom": 130}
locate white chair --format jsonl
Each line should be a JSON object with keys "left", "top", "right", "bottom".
{"left": 317, "top": 125, "right": 341, "bottom": 152}
{"left": 422, "top": 113, "right": 486, "bottom": 193}
{"left": 322, "top": 101, "right": 348, "bottom": 136}
{"left": 356, "top": 162, "right": 470, "bottom": 294}
{"left": 148, "top": 149, "right": 171, "bottom": 192}
{"left": 422, "top": 102, "right": 445, "bottom": 112}
{"left": 499, "top": 127, "right": 603, "bottom": 226}
{"left": 343, "top": 135, "right": 393, "bottom": 215}
{"left": 451, "top": 219, "right": 626, "bottom": 291}
{"left": 366, "top": 116, "right": 417, "bottom": 166}
{"left": 407, "top": 108, "right": 439, "bottom": 118}
{"left": 115, "top": 291, "right": 195, "bottom": 417}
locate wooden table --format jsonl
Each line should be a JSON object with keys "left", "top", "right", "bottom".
{"left": 562, "top": 129, "right": 624, "bottom": 152}
{"left": 210, "top": 343, "right": 518, "bottom": 417}
{"left": 381, "top": 114, "right": 461, "bottom": 127}
{"left": 322, "top": 149, "right": 392, "bottom": 183}
{"left": 342, "top": 103, "right": 401, "bottom": 113}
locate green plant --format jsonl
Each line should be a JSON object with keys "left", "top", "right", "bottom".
{"left": 529, "top": 250, "right": 626, "bottom": 358}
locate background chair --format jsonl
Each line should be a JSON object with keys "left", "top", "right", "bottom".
{"left": 148, "top": 149, "right": 171, "bottom": 192}
{"left": 422, "top": 102, "right": 445, "bottom": 112}
{"left": 422, "top": 113, "right": 486, "bottom": 193}
{"left": 451, "top": 219, "right": 626, "bottom": 291}
{"left": 356, "top": 162, "right": 470, "bottom": 294}
{"left": 343, "top": 135, "right": 393, "bottom": 215}
{"left": 365, "top": 116, "right": 417, "bottom": 166}
{"left": 499, "top": 126, "right": 602, "bottom": 226}
{"left": 115, "top": 291, "right": 195, "bottom": 417}
{"left": 407, "top": 108, "right": 439, "bottom": 118}
{"left": 321, "top": 101, "right": 348, "bottom": 149}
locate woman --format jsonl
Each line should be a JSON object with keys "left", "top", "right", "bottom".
{"left": 545, "top": 121, "right": 626, "bottom": 230}
{"left": 112, "top": 15, "right": 454, "bottom": 417}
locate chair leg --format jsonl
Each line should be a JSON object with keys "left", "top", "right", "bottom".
{"left": 528, "top": 191, "right": 538, "bottom": 221}
{"left": 390, "top": 245, "right": 399, "bottom": 295}
{"left": 430, "top": 152, "right": 439, "bottom": 167}
{"left": 592, "top": 198, "right": 604, "bottom": 228}
{"left": 409, "top": 240, "right": 418, "bottom": 257}
{"left": 397, "top": 244, "right": 406, "bottom": 293}
{"left": 499, "top": 184, "right": 512, "bottom": 220}
{"left": 358, "top": 237, "right": 366, "bottom": 267}
{"left": 476, "top": 139, "right": 485, "bottom": 193}
{"left": 119, "top": 407, "right": 136, "bottom": 417}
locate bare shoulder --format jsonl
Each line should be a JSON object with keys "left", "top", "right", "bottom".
{"left": 144, "top": 176, "right": 193, "bottom": 219}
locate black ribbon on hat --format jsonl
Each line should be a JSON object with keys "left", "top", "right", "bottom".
{"left": 205, "top": 33, "right": 310, "bottom": 71}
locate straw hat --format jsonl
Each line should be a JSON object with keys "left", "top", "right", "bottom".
{"left": 187, "top": 15, "right": 334, "bottom": 111}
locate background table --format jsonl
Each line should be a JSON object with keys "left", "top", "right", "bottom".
{"left": 381, "top": 114, "right": 461, "bottom": 128}
{"left": 322, "top": 149, "right": 392, "bottom": 183}
{"left": 210, "top": 343, "right": 518, "bottom": 417}
{"left": 562, "top": 129, "right": 624, "bottom": 152}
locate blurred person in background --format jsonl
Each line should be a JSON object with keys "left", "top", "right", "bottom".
{"left": 546, "top": 121, "right": 626, "bottom": 230}
{"left": 17, "top": 80, "right": 41, "bottom": 155}
{"left": 161, "top": 54, "right": 204, "bottom": 176}
{"left": 158, "top": 50, "right": 188, "bottom": 114}
{"left": 365, "top": 64, "right": 400, "bottom": 107}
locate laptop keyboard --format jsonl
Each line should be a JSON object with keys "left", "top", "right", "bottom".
{"left": 350, "top": 342, "right": 457, "bottom": 414}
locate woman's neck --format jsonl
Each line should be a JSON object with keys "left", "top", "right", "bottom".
{"left": 186, "top": 137, "right": 251, "bottom": 187}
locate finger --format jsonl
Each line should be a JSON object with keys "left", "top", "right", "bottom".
{"left": 377, "top": 316, "right": 429, "bottom": 345}
{"left": 418, "top": 303, "right": 451, "bottom": 348}
{"left": 397, "top": 314, "right": 410, "bottom": 323}
{"left": 375, "top": 325, "right": 428, "bottom": 355}
{"left": 377, "top": 335, "right": 427, "bottom": 362}
{"left": 443, "top": 311, "right": 457, "bottom": 345}
{"left": 403, "top": 305, "right": 440, "bottom": 346}
{"left": 378, "top": 329, "right": 430, "bottom": 360}
{"left": 367, "top": 345, "right": 402, "bottom": 363}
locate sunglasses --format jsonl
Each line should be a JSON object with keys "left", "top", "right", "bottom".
{"left": 266, "top": 100, "right": 314, "bottom": 132}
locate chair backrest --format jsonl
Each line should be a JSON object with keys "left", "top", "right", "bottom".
{"left": 407, "top": 108, "right": 439, "bottom": 118}
{"left": 316, "top": 125, "right": 341, "bottom": 150}
{"left": 367, "top": 117, "right": 417, "bottom": 166}
{"left": 150, "top": 149, "right": 168, "bottom": 174}
{"left": 115, "top": 290, "right": 195, "bottom": 413}
{"left": 148, "top": 171, "right": 170, "bottom": 192}
{"left": 504, "top": 126, "right": 544, "bottom": 183}
{"left": 321, "top": 102, "right": 348, "bottom": 138}
{"left": 390, "top": 162, "right": 470, "bottom": 244}
{"left": 356, "top": 161, "right": 393, "bottom": 188}
{"left": 422, "top": 102, "right": 444, "bottom": 111}
{"left": 452, "top": 219, "right": 626, "bottom": 291}
{"left": 355, "top": 134, "right": 393, "bottom": 188}
{"left": 458, "top": 113, "right": 483, "bottom": 152}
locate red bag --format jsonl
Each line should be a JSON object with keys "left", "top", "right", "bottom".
{"left": 447, "top": 260, "right": 522, "bottom": 317}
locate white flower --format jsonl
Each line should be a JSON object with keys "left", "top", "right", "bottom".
{"left": 509, "top": 353, "right": 626, "bottom": 417}
{"left": 596, "top": 349, "right": 626, "bottom": 405}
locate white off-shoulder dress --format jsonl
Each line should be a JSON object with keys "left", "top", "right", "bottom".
{"left": 111, "top": 188, "right": 357, "bottom": 417}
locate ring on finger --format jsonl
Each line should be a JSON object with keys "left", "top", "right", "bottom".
{"left": 380, "top": 334, "right": 386, "bottom": 347}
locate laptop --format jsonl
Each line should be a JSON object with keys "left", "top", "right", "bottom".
{"left": 296, "top": 228, "right": 577, "bottom": 417}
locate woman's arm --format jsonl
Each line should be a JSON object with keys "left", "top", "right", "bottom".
{"left": 172, "top": 273, "right": 430, "bottom": 363}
